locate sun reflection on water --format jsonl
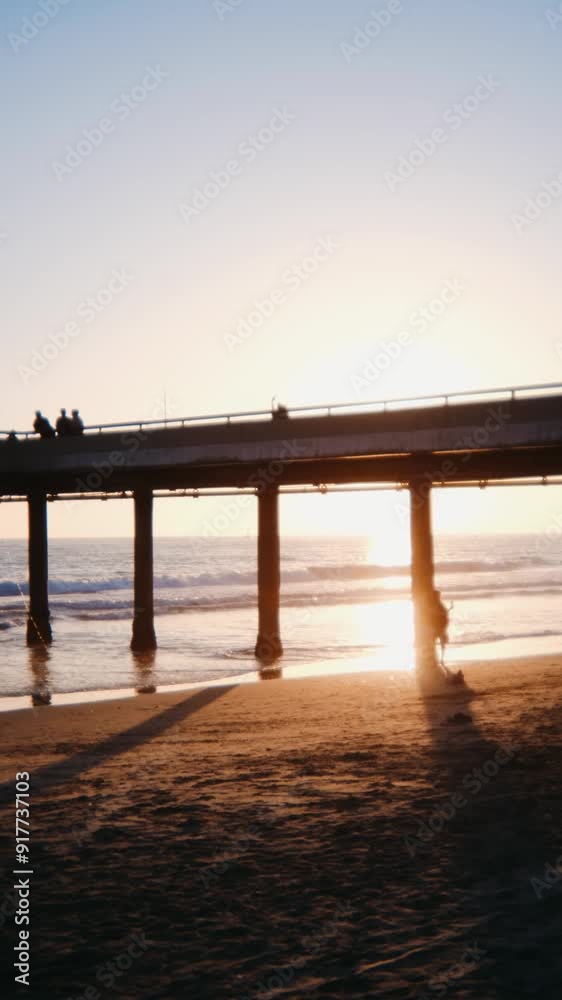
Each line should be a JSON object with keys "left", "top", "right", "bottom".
{"left": 353, "top": 599, "right": 415, "bottom": 671}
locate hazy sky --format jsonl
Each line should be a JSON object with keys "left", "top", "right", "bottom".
{"left": 2, "top": 0, "right": 562, "bottom": 538}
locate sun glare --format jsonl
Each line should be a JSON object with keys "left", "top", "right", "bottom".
{"left": 353, "top": 599, "right": 415, "bottom": 670}
{"left": 367, "top": 521, "right": 411, "bottom": 568}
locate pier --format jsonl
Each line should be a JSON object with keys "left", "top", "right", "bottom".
{"left": 2, "top": 382, "right": 562, "bottom": 676}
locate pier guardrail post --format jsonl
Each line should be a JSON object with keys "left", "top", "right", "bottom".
{"left": 409, "top": 478, "right": 439, "bottom": 676}
{"left": 131, "top": 488, "right": 157, "bottom": 652}
{"left": 26, "top": 490, "right": 52, "bottom": 645}
{"left": 255, "top": 486, "right": 283, "bottom": 663}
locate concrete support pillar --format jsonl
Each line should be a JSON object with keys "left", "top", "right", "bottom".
{"left": 131, "top": 488, "right": 157, "bottom": 651}
{"left": 409, "top": 480, "right": 438, "bottom": 675}
{"left": 255, "top": 487, "right": 283, "bottom": 663}
{"left": 27, "top": 491, "right": 52, "bottom": 645}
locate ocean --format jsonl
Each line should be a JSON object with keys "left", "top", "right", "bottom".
{"left": 0, "top": 533, "right": 560, "bottom": 706}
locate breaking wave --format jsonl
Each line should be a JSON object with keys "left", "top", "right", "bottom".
{"left": 0, "top": 553, "right": 554, "bottom": 601}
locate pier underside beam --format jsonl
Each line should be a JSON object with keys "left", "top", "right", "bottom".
{"left": 131, "top": 488, "right": 157, "bottom": 651}
{"left": 27, "top": 491, "right": 52, "bottom": 645}
{"left": 255, "top": 487, "right": 283, "bottom": 663}
{"left": 409, "top": 479, "right": 438, "bottom": 675}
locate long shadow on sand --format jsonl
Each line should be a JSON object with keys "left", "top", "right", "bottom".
{"left": 0, "top": 684, "right": 236, "bottom": 810}
{"left": 415, "top": 677, "right": 562, "bottom": 997}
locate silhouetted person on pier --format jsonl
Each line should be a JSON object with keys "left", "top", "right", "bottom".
{"left": 70, "top": 409, "right": 84, "bottom": 435}
{"left": 271, "top": 397, "right": 289, "bottom": 421}
{"left": 56, "top": 408, "right": 73, "bottom": 437}
{"left": 33, "top": 411, "right": 56, "bottom": 438}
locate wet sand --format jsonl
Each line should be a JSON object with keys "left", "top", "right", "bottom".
{"left": 1, "top": 655, "right": 562, "bottom": 998}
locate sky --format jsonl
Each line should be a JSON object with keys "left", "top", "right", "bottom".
{"left": 2, "top": 0, "right": 562, "bottom": 539}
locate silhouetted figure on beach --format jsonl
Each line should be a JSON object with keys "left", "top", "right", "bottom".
{"left": 6, "top": 430, "right": 18, "bottom": 443}
{"left": 70, "top": 409, "right": 84, "bottom": 435}
{"left": 55, "top": 408, "right": 73, "bottom": 437}
{"left": 33, "top": 411, "right": 56, "bottom": 438}
{"left": 431, "top": 589, "right": 449, "bottom": 667}
{"left": 430, "top": 589, "right": 464, "bottom": 686}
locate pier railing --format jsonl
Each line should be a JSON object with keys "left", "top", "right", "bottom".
{"left": 3, "top": 381, "right": 562, "bottom": 440}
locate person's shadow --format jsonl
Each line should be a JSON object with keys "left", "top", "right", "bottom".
{"left": 413, "top": 673, "right": 562, "bottom": 996}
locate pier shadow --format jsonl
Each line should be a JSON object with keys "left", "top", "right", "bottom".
{"left": 0, "top": 684, "right": 236, "bottom": 809}
{"left": 414, "top": 672, "right": 562, "bottom": 996}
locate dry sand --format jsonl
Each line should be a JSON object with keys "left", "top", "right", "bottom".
{"left": 1, "top": 655, "right": 562, "bottom": 998}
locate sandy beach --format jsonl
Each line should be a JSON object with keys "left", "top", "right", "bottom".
{"left": 1, "top": 655, "right": 561, "bottom": 998}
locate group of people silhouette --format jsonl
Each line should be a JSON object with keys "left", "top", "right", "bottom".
{"left": 33, "top": 409, "right": 84, "bottom": 438}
